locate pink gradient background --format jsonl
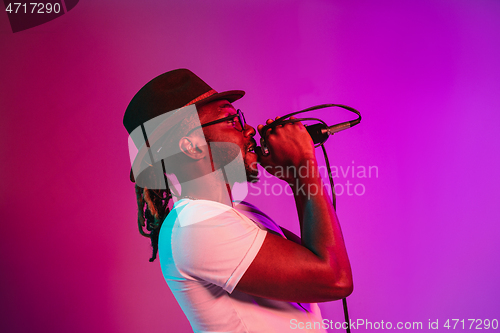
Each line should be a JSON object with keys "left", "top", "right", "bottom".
{"left": 1, "top": 0, "right": 499, "bottom": 332}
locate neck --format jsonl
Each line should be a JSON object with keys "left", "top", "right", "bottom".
{"left": 176, "top": 169, "right": 233, "bottom": 206}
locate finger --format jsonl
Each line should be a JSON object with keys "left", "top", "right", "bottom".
{"left": 281, "top": 116, "right": 295, "bottom": 127}
{"left": 257, "top": 124, "right": 265, "bottom": 135}
{"left": 257, "top": 123, "right": 273, "bottom": 137}
{"left": 287, "top": 116, "right": 305, "bottom": 129}
{"left": 273, "top": 116, "right": 283, "bottom": 129}
{"left": 265, "top": 125, "right": 273, "bottom": 137}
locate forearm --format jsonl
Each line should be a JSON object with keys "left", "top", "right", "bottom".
{"left": 291, "top": 158, "right": 353, "bottom": 289}
{"left": 249, "top": 117, "right": 353, "bottom": 300}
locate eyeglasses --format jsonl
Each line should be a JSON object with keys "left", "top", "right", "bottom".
{"left": 200, "top": 109, "right": 246, "bottom": 132}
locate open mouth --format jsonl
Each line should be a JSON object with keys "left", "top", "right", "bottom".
{"left": 246, "top": 140, "right": 257, "bottom": 154}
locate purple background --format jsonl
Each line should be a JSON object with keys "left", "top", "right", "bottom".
{"left": 1, "top": 0, "right": 499, "bottom": 332}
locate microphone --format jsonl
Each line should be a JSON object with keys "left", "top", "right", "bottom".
{"left": 306, "top": 118, "right": 361, "bottom": 144}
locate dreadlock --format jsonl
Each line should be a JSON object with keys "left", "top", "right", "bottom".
{"left": 135, "top": 166, "right": 172, "bottom": 262}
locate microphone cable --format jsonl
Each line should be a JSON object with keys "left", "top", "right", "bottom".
{"left": 259, "top": 104, "right": 362, "bottom": 333}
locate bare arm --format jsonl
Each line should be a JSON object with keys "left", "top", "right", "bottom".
{"left": 280, "top": 227, "right": 301, "bottom": 245}
{"left": 235, "top": 118, "right": 353, "bottom": 303}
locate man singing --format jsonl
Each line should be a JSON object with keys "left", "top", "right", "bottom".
{"left": 124, "top": 69, "right": 353, "bottom": 332}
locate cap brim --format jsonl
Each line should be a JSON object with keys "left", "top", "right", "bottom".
{"left": 194, "top": 90, "right": 245, "bottom": 106}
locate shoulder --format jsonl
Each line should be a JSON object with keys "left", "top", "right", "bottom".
{"left": 168, "top": 199, "right": 242, "bottom": 227}
{"left": 159, "top": 199, "right": 268, "bottom": 290}
{"left": 162, "top": 199, "right": 262, "bottom": 242}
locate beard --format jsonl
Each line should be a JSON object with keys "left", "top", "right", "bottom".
{"left": 245, "top": 159, "right": 259, "bottom": 183}
{"left": 207, "top": 142, "right": 246, "bottom": 184}
{"left": 208, "top": 141, "right": 260, "bottom": 184}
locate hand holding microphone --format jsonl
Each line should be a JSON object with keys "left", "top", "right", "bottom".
{"left": 256, "top": 117, "right": 317, "bottom": 183}
{"left": 257, "top": 104, "right": 362, "bottom": 157}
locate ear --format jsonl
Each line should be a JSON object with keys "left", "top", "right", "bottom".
{"left": 179, "top": 136, "right": 206, "bottom": 160}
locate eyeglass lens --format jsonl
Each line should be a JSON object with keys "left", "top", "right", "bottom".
{"left": 237, "top": 109, "right": 246, "bottom": 131}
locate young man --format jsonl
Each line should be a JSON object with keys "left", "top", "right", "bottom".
{"left": 124, "top": 69, "right": 353, "bottom": 332}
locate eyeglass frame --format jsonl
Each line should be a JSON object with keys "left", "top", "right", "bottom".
{"left": 183, "top": 109, "right": 247, "bottom": 139}
{"left": 199, "top": 109, "right": 246, "bottom": 132}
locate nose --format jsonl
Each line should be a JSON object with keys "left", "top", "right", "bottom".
{"left": 243, "top": 123, "right": 256, "bottom": 137}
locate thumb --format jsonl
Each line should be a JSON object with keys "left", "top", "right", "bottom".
{"left": 255, "top": 145, "right": 273, "bottom": 167}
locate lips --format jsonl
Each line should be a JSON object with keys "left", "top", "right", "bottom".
{"left": 246, "top": 139, "right": 257, "bottom": 153}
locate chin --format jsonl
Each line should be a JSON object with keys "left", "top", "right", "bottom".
{"left": 246, "top": 171, "right": 259, "bottom": 183}
{"left": 243, "top": 152, "right": 259, "bottom": 183}
{"left": 245, "top": 164, "right": 259, "bottom": 183}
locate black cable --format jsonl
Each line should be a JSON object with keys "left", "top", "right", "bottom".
{"left": 321, "top": 144, "right": 336, "bottom": 210}
{"left": 322, "top": 143, "right": 351, "bottom": 333}
{"left": 260, "top": 104, "right": 361, "bottom": 144}
{"left": 342, "top": 297, "right": 351, "bottom": 333}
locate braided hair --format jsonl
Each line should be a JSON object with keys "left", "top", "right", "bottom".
{"left": 134, "top": 166, "right": 172, "bottom": 262}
